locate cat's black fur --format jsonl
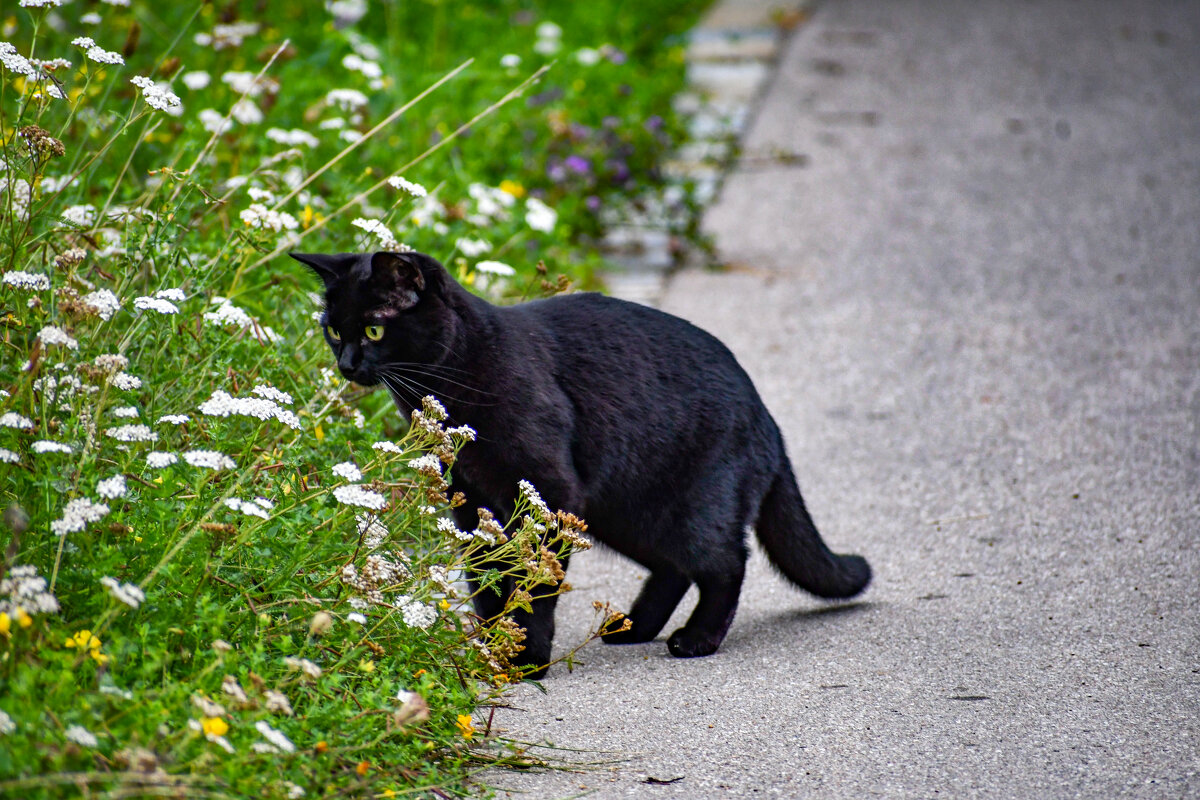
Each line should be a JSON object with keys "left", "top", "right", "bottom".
{"left": 293, "top": 250, "right": 871, "bottom": 678}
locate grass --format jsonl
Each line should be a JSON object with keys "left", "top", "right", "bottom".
{"left": 1, "top": 0, "right": 710, "bottom": 796}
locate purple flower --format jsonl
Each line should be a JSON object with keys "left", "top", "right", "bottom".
{"left": 586, "top": 195, "right": 602, "bottom": 212}
{"left": 644, "top": 115, "right": 664, "bottom": 132}
{"left": 564, "top": 155, "right": 591, "bottom": 175}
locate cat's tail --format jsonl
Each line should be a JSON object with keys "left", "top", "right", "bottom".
{"left": 754, "top": 461, "right": 871, "bottom": 599}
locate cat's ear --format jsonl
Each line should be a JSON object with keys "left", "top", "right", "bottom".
{"left": 290, "top": 252, "right": 353, "bottom": 290}
{"left": 369, "top": 251, "right": 427, "bottom": 310}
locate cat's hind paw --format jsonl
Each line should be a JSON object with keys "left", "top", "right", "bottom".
{"left": 666, "top": 627, "right": 722, "bottom": 658}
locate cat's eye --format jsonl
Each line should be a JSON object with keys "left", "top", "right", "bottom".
{"left": 327, "top": 326, "right": 341, "bottom": 342}
{"left": 364, "top": 325, "right": 385, "bottom": 342}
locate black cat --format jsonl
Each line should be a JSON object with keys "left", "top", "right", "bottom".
{"left": 293, "top": 250, "right": 870, "bottom": 678}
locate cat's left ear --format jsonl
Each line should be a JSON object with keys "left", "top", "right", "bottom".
{"left": 290, "top": 252, "right": 353, "bottom": 290}
{"left": 369, "top": 251, "right": 426, "bottom": 310}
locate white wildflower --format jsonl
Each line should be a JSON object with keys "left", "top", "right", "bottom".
{"left": 254, "top": 720, "right": 296, "bottom": 753}
{"left": 500, "top": 54, "right": 521, "bottom": 69}
{"left": 64, "top": 724, "right": 99, "bottom": 748}
{"left": 455, "top": 237, "right": 491, "bottom": 258}
{"left": 51, "top": 497, "right": 110, "bottom": 536}
{"left": 146, "top": 451, "right": 177, "bottom": 468}
{"left": 199, "top": 109, "right": 234, "bottom": 134}
{"left": 133, "top": 296, "right": 179, "bottom": 314}
{"left": 32, "top": 440, "right": 72, "bottom": 454}
{"left": 0, "top": 710, "right": 14, "bottom": 735}
{"left": 220, "top": 71, "right": 277, "bottom": 97}
{"left": 351, "top": 217, "right": 409, "bottom": 251}
{"left": 326, "top": 88, "right": 368, "bottom": 111}
{"left": 333, "top": 485, "right": 387, "bottom": 510}
{"left": 221, "top": 674, "right": 249, "bottom": 703}
{"left": 104, "top": 424, "right": 158, "bottom": 443}
{"left": 0, "top": 412, "right": 33, "bottom": 430}
{"left": 475, "top": 260, "right": 515, "bottom": 276}
{"left": 230, "top": 99, "right": 263, "bottom": 125}
{"left": 387, "top": 176, "right": 427, "bottom": 197}
{"left": 130, "top": 76, "right": 182, "bottom": 114}
{"left": 265, "top": 690, "right": 293, "bottom": 716}
{"left": 100, "top": 576, "right": 144, "bottom": 609}
{"left": 37, "top": 325, "right": 79, "bottom": 350}
{"left": 191, "top": 695, "right": 226, "bottom": 718}
{"left": 110, "top": 372, "right": 142, "bottom": 391}
{"left": 182, "top": 71, "right": 210, "bottom": 90}
{"left": 525, "top": 197, "right": 557, "bottom": 232}
{"left": 239, "top": 203, "right": 297, "bottom": 233}
{"left": 346, "top": 612, "right": 367, "bottom": 625}
{"left": 204, "top": 297, "right": 281, "bottom": 342}
{"left": 575, "top": 47, "right": 602, "bottom": 66}
{"left": 98, "top": 684, "right": 133, "bottom": 699}
{"left": 94, "top": 353, "right": 129, "bottom": 373}
{"left": 372, "top": 440, "right": 402, "bottom": 454}
{"left": 111, "top": 406, "right": 139, "bottom": 418}
{"left": 83, "top": 44, "right": 124, "bottom": 65}
{"left": 357, "top": 513, "right": 389, "bottom": 548}
{"left": 251, "top": 385, "right": 292, "bottom": 405}
{"left": 0, "top": 448, "right": 18, "bottom": 464}
{"left": 155, "top": 288, "right": 186, "bottom": 302}
{"left": 284, "top": 656, "right": 322, "bottom": 679}
{"left": 224, "top": 497, "right": 270, "bottom": 519}
{"left": 198, "top": 389, "right": 300, "bottom": 429}
{"left": 82, "top": 289, "right": 121, "bottom": 320}
{"left": 182, "top": 449, "right": 236, "bottom": 470}
{"left": 61, "top": 204, "right": 97, "bottom": 226}
{"left": 332, "top": 461, "right": 362, "bottom": 482}
{"left": 2, "top": 271, "right": 51, "bottom": 291}
{"left": 397, "top": 595, "right": 437, "bottom": 629}
{"left": 437, "top": 517, "right": 472, "bottom": 542}
{"left": 0, "top": 564, "right": 60, "bottom": 615}
{"left": 518, "top": 479, "right": 553, "bottom": 522}
{"left": 266, "top": 127, "right": 319, "bottom": 148}
{"left": 157, "top": 414, "right": 189, "bottom": 425}
{"left": 96, "top": 475, "right": 127, "bottom": 499}
{"left": 408, "top": 454, "right": 442, "bottom": 478}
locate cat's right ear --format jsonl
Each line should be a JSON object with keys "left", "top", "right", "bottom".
{"left": 289, "top": 252, "right": 351, "bottom": 290}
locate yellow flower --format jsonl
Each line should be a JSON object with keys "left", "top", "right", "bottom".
{"left": 65, "top": 630, "right": 109, "bottom": 664}
{"left": 356, "top": 760, "right": 370, "bottom": 776}
{"left": 0, "top": 612, "right": 10, "bottom": 636}
{"left": 16, "top": 608, "right": 32, "bottom": 628}
{"left": 499, "top": 179, "right": 526, "bottom": 199}
{"left": 359, "top": 658, "right": 376, "bottom": 673}
{"left": 438, "top": 599, "right": 450, "bottom": 611}
{"left": 455, "top": 714, "right": 475, "bottom": 741}
{"left": 201, "top": 716, "right": 229, "bottom": 737}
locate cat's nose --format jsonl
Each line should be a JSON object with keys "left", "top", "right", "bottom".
{"left": 337, "top": 343, "right": 361, "bottom": 374}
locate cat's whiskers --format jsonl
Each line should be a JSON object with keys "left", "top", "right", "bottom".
{"left": 377, "top": 367, "right": 497, "bottom": 408}
{"left": 378, "top": 362, "right": 496, "bottom": 398}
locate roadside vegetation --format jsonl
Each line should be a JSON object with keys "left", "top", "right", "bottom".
{"left": 0, "top": 0, "right": 707, "bottom": 796}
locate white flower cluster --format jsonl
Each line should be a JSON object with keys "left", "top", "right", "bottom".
{"left": 183, "top": 449, "right": 236, "bottom": 470}
{"left": 2, "top": 270, "right": 50, "bottom": 291}
{"left": 37, "top": 325, "right": 79, "bottom": 350}
{"left": 112, "top": 406, "right": 138, "bottom": 418}
{"left": 130, "top": 76, "right": 182, "bottom": 114}
{"left": 0, "top": 412, "right": 33, "bottom": 430}
{"left": 1, "top": 42, "right": 37, "bottom": 76}
{"left": 104, "top": 424, "right": 158, "bottom": 443}
{"left": 182, "top": 71, "right": 210, "bottom": 89}
{"left": 133, "top": 288, "right": 185, "bottom": 315}
{"left": 535, "top": 20, "right": 563, "bottom": 55}
{"left": 251, "top": 384, "right": 292, "bottom": 405}
{"left": 387, "top": 176, "right": 426, "bottom": 197}
{"left": 100, "top": 576, "right": 144, "bottom": 609}
{"left": 0, "top": 564, "right": 60, "bottom": 615}
{"left": 239, "top": 203, "right": 298, "bottom": 233}
{"left": 0, "top": 710, "right": 14, "bottom": 735}
{"left": 326, "top": 88, "right": 368, "bottom": 111}
{"left": 356, "top": 514, "right": 389, "bottom": 549}
{"left": 157, "top": 414, "right": 189, "bottom": 425}
{"left": 96, "top": 474, "right": 127, "bottom": 500}
{"left": 407, "top": 454, "right": 442, "bottom": 478}
{"left": 204, "top": 297, "right": 282, "bottom": 342}
{"left": 71, "top": 37, "right": 124, "bottom": 65}
{"left": 437, "top": 517, "right": 473, "bottom": 543}
{"left": 525, "top": 197, "right": 558, "bottom": 233}
{"left": 332, "top": 461, "right": 362, "bottom": 482}
{"left": 283, "top": 656, "right": 322, "bottom": 679}
{"left": 396, "top": 595, "right": 437, "bottom": 629}
{"left": 332, "top": 485, "right": 387, "bottom": 510}
{"left": 475, "top": 260, "right": 515, "bottom": 276}
{"left": 82, "top": 289, "right": 121, "bottom": 320}
{"left": 32, "top": 440, "right": 72, "bottom": 454}
{"left": 61, "top": 204, "right": 97, "bottom": 226}
{"left": 195, "top": 21, "right": 260, "bottom": 50}
{"left": 0, "top": 448, "right": 18, "bottom": 464}
{"left": 351, "top": 217, "right": 409, "bottom": 251}
{"left": 64, "top": 724, "right": 99, "bottom": 748}
{"left": 266, "top": 128, "right": 319, "bottom": 148}
{"left": 456, "top": 237, "right": 491, "bottom": 258}
{"left": 467, "top": 183, "right": 515, "bottom": 225}
{"left": 254, "top": 720, "right": 296, "bottom": 753}
{"left": 146, "top": 451, "right": 178, "bottom": 468}
{"left": 198, "top": 389, "right": 300, "bottom": 429}
{"left": 518, "top": 479, "right": 554, "bottom": 523}
{"left": 371, "top": 440, "right": 403, "bottom": 454}
{"left": 224, "top": 497, "right": 272, "bottom": 519}
{"left": 51, "top": 497, "right": 110, "bottom": 536}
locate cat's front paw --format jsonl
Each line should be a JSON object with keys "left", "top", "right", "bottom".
{"left": 666, "top": 627, "right": 721, "bottom": 658}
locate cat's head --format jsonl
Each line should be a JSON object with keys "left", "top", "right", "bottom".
{"left": 290, "top": 250, "right": 456, "bottom": 387}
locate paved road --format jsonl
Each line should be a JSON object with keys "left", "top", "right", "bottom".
{"left": 491, "top": 1, "right": 1200, "bottom": 796}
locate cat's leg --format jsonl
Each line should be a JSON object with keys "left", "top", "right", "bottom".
{"left": 601, "top": 568, "right": 691, "bottom": 645}
{"left": 666, "top": 558, "right": 746, "bottom": 658}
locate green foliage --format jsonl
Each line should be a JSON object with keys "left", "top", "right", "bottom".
{"left": 0, "top": 0, "right": 700, "bottom": 796}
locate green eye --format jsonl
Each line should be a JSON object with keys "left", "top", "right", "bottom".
{"left": 364, "top": 325, "right": 385, "bottom": 342}
{"left": 327, "top": 326, "right": 341, "bottom": 342}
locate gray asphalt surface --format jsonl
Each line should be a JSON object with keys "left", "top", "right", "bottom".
{"left": 490, "top": 1, "right": 1200, "bottom": 796}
